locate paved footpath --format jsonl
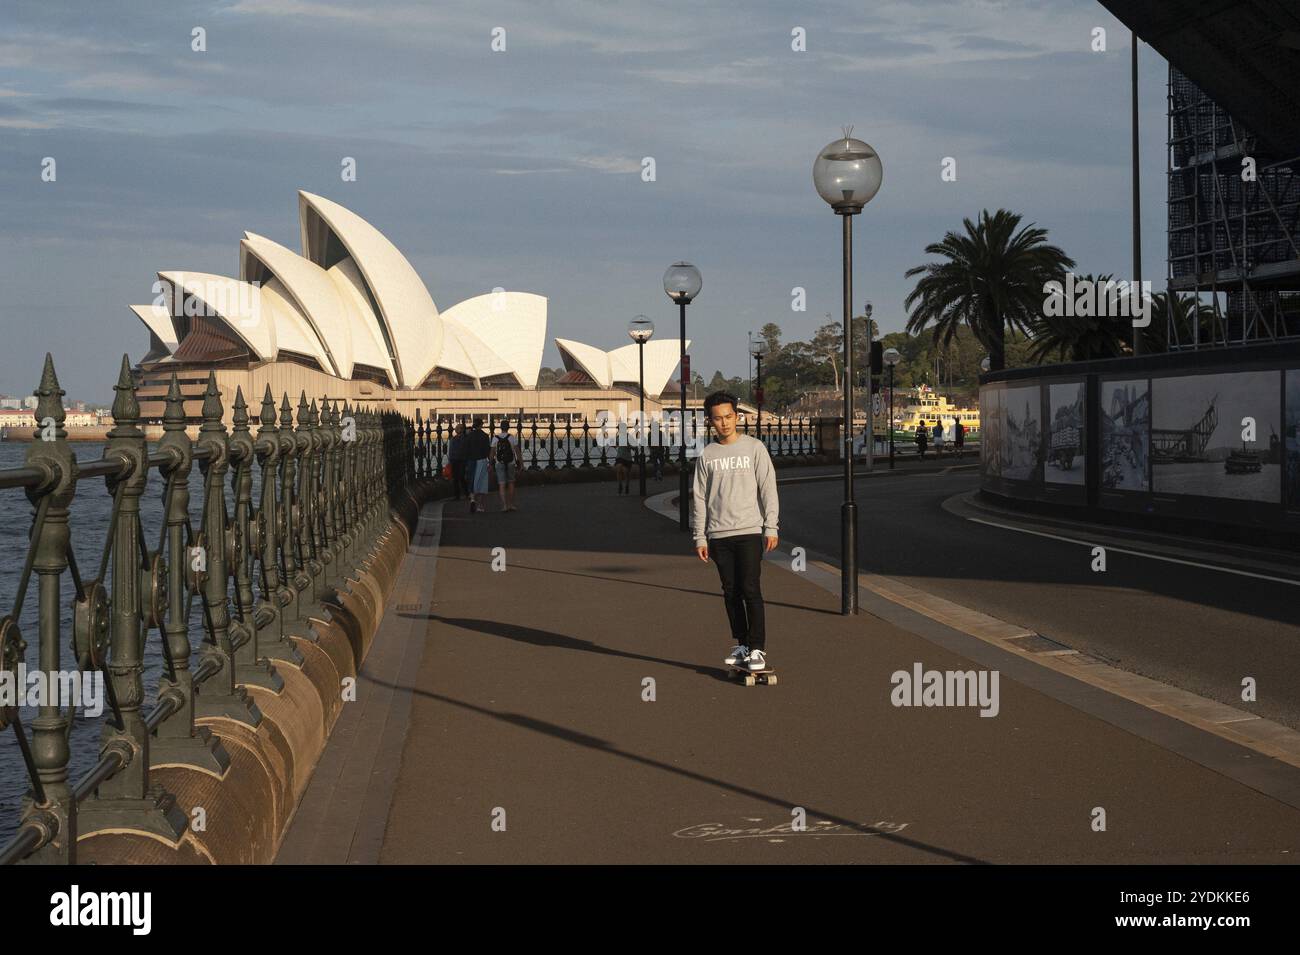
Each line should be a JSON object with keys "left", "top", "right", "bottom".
{"left": 280, "top": 474, "right": 1300, "bottom": 864}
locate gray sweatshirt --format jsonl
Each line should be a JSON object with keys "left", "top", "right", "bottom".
{"left": 690, "top": 434, "right": 779, "bottom": 548}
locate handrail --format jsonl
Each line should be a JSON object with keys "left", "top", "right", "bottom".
{"left": 0, "top": 354, "right": 402, "bottom": 864}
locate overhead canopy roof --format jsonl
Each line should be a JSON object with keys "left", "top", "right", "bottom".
{"left": 1097, "top": 0, "right": 1300, "bottom": 157}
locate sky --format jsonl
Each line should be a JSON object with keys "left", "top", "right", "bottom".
{"left": 0, "top": 0, "right": 1172, "bottom": 404}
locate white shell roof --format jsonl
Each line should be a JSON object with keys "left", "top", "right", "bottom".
{"left": 259, "top": 278, "right": 333, "bottom": 371}
{"left": 133, "top": 192, "right": 551, "bottom": 392}
{"left": 298, "top": 191, "right": 441, "bottom": 388}
{"left": 555, "top": 338, "right": 614, "bottom": 387}
{"left": 157, "top": 271, "right": 276, "bottom": 359}
{"left": 609, "top": 340, "right": 689, "bottom": 397}
{"left": 439, "top": 292, "right": 547, "bottom": 388}
{"left": 129, "top": 304, "right": 179, "bottom": 353}
{"left": 240, "top": 232, "right": 355, "bottom": 379}
{"left": 327, "top": 257, "right": 398, "bottom": 385}
{"left": 556, "top": 338, "right": 689, "bottom": 398}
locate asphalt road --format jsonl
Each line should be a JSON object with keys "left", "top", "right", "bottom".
{"left": 778, "top": 470, "right": 1300, "bottom": 731}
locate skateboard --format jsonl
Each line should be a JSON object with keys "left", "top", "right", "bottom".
{"left": 727, "top": 662, "right": 778, "bottom": 686}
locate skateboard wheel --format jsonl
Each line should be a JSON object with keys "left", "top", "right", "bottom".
{"left": 766, "top": 675, "right": 778, "bottom": 686}
{"left": 743, "top": 674, "right": 756, "bottom": 686}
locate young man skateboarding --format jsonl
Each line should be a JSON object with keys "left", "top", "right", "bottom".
{"left": 691, "top": 392, "right": 779, "bottom": 672}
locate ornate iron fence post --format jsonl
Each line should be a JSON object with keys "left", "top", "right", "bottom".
{"left": 194, "top": 372, "right": 259, "bottom": 722}
{"left": 330, "top": 401, "right": 347, "bottom": 569}
{"left": 18, "top": 356, "right": 79, "bottom": 862}
{"left": 345, "top": 400, "right": 361, "bottom": 571}
{"left": 150, "top": 374, "right": 226, "bottom": 771}
{"left": 252, "top": 386, "right": 302, "bottom": 665}
{"left": 275, "top": 394, "right": 304, "bottom": 636}
{"left": 298, "top": 398, "right": 322, "bottom": 609}
{"left": 319, "top": 398, "right": 339, "bottom": 590}
{"left": 545, "top": 415, "right": 557, "bottom": 470}
{"left": 78, "top": 357, "right": 189, "bottom": 845}
{"left": 229, "top": 387, "right": 280, "bottom": 689}
{"left": 285, "top": 393, "right": 313, "bottom": 624}
{"left": 433, "top": 417, "right": 446, "bottom": 483}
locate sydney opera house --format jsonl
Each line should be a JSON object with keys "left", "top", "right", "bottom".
{"left": 131, "top": 191, "right": 692, "bottom": 427}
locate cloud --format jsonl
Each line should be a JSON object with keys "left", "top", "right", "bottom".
{"left": 0, "top": 0, "right": 1168, "bottom": 402}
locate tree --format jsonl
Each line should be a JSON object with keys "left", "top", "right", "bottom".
{"left": 811, "top": 318, "right": 842, "bottom": 391}
{"left": 904, "top": 208, "right": 1075, "bottom": 372}
{"left": 1028, "top": 273, "right": 1130, "bottom": 363}
{"left": 1143, "top": 290, "right": 1218, "bottom": 352}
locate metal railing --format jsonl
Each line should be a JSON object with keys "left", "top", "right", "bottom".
{"left": 0, "top": 354, "right": 418, "bottom": 863}
{"left": 407, "top": 412, "right": 822, "bottom": 477}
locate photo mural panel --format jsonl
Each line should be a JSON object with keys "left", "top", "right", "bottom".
{"left": 1288, "top": 370, "right": 1300, "bottom": 511}
{"left": 1100, "top": 378, "right": 1149, "bottom": 492}
{"left": 980, "top": 385, "right": 1004, "bottom": 478}
{"left": 1151, "top": 371, "right": 1280, "bottom": 503}
{"left": 1046, "top": 381, "right": 1086, "bottom": 486}
{"left": 1003, "top": 384, "right": 1043, "bottom": 482}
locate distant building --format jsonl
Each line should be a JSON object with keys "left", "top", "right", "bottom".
{"left": 130, "top": 190, "right": 690, "bottom": 429}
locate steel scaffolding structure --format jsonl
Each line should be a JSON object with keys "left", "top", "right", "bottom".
{"left": 1167, "top": 66, "right": 1300, "bottom": 348}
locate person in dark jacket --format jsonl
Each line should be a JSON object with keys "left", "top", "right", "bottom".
{"left": 465, "top": 418, "right": 492, "bottom": 513}
{"left": 915, "top": 422, "right": 928, "bottom": 460}
{"left": 449, "top": 424, "right": 468, "bottom": 500}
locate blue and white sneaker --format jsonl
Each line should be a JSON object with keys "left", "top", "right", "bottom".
{"left": 725, "top": 645, "right": 749, "bottom": 666}
{"left": 746, "top": 649, "right": 768, "bottom": 672}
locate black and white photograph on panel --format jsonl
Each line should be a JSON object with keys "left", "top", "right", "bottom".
{"left": 1288, "top": 369, "right": 1300, "bottom": 511}
{"left": 1046, "top": 381, "right": 1085, "bottom": 485}
{"left": 1151, "top": 371, "right": 1281, "bottom": 502}
{"left": 1100, "top": 379, "right": 1150, "bottom": 492}
{"left": 980, "top": 385, "right": 1004, "bottom": 479}
{"left": 1003, "top": 384, "right": 1042, "bottom": 481}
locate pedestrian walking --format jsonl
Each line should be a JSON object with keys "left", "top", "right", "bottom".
{"left": 492, "top": 420, "right": 521, "bottom": 511}
{"left": 651, "top": 444, "right": 665, "bottom": 481}
{"left": 915, "top": 422, "right": 927, "bottom": 460}
{"left": 465, "top": 417, "right": 491, "bottom": 513}
{"left": 933, "top": 420, "right": 946, "bottom": 458}
{"left": 449, "top": 423, "right": 468, "bottom": 500}
{"left": 691, "top": 391, "right": 779, "bottom": 674}
{"left": 954, "top": 420, "right": 965, "bottom": 457}
{"left": 614, "top": 438, "right": 635, "bottom": 494}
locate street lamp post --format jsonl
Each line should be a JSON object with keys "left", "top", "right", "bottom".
{"left": 664, "top": 261, "right": 702, "bottom": 531}
{"left": 863, "top": 301, "right": 874, "bottom": 469}
{"left": 629, "top": 315, "right": 654, "bottom": 498}
{"left": 883, "top": 347, "right": 900, "bottom": 469}
{"left": 814, "top": 129, "right": 883, "bottom": 616}
{"left": 750, "top": 338, "right": 767, "bottom": 443}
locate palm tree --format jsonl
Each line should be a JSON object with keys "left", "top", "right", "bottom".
{"left": 1142, "top": 290, "right": 1218, "bottom": 352}
{"left": 1028, "top": 273, "right": 1131, "bottom": 363}
{"left": 904, "top": 209, "right": 1075, "bottom": 371}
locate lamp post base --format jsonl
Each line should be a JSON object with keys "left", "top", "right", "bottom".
{"left": 841, "top": 499, "right": 857, "bottom": 615}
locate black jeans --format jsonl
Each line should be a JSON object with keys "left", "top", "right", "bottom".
{"left": 708, "top": 534, "right": 766, "bottom": 651}
{"left": 451, "top": 460, "right": 468, "bottom": 498}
